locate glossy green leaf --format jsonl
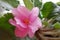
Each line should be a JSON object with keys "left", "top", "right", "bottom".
{"left": 41, "top": 2, "right": 56, "bottom": 18}
{"left": 53, "top": 22, "right": 60, "bottom": 29}
{"left": 23, "top": 0, "right": 33, "bottom": 10}
{"left": 1, "top": 0, "right": 19, "bottom": 7}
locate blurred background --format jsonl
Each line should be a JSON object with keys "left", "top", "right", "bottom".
{"left": 19, "top": 0, "right": 60, "bottom": 5}
{"left": 0, "top": 0, "right": 60, "bottom": 40}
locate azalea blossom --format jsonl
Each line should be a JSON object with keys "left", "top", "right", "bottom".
{"left": 9, "top": 5, "right": 42, "bottom": 38}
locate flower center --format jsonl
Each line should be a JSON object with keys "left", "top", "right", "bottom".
{"left": 23, "top": 19, "right": 29, "bottom": 25}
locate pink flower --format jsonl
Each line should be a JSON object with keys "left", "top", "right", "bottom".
{"left": 9, "top": 5, "right": 42, "bottom": 38}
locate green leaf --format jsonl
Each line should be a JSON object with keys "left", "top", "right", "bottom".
{"left": 23, "top": 0, "right": 33, "bottom": 10}
{"left": 34, "top": 0, "right": 42, "bottom": 8}
{"left": 43, "top": 21, "right": 49, "bottom": 27}
{"left": 41, "top": 2, "right": 56, "bottom": 18}
{"left": 53, "top": 22, "right": 60, "bottom": 29}
{"left": 0, "top": 13, "right": 16, "bottom": 40}
{"left": 57, "top": 2, "right": 60, "bottom": 6}
{"left": 2, "top": 0, "right": 19, "bottom": 7}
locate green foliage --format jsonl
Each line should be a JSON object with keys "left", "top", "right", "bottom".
{"left": 2, "top": 0, "right": 19, "bottom": 7}
{"left": 47, "top": 8, "right": 60, "bottom": 20}
{"left": 55, "top": 16, "right": 60, "bottom": 22}
{"left": 23, "top": 0, "right": 33, "bottom": 10}
{"left": 34, "top": 0, "right": 42, "bottom": 8}
{"left": 33, "top": 0, "right": 42, "bottom": 18}
{"left": 0, "top": 13, "right": 16, "bottom": 40}
{"left": 53, "top": 22, "right": 60, "bottom": 29}
{"left": 57, "top": 2, "right": 60, "bottom": 6}
{"left": 41, "top": 2, "right": 56, "bottom": 18}
{"left": 43, "top": 21, "right": 49, "bottom": 27}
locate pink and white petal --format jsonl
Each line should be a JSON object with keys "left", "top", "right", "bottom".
{"left": 33, "top": 17, "right": 42, "bottom": 28}
{"left": 30, "top": 7, "right": 39, "bottom": 22}
{"left": 9, "top": 19, "right": 16, "bottom": 26}
{"left": 17, "top": 5, "right": 30, "bottom": 17}
{"left": 29, "top": 17, "right": 42, "bottom": 33}
{"left": 12, "top": 8, "right": 20, "bottom": 17}
{"left": 28, "top": 29, "right": 34, "bottom": 38}
{"left": 14, "top": 17, "right": 27, "bottom": 28}
{"left": 29, "top": 25, "right": 38, "bottom": 34}
{"left": 31, "top": 7, "right": 39, "bottom": 17}
{"left": 12, "top": 8, "right": 27, "bottom": 20}
{"left": 15, "top": 27, "right": 28, "bottom": 38}
{"left": 9, "top": 19, "right": 26, "bottom": 31}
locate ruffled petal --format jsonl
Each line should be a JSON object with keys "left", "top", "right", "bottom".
{"left": 30, "top": 7, "right": 39, "bottom": 22}
{"left": 15, "top": 27, "right": 28, "bottom": 38}
{"left": 17, "top": 5, "right": 30, "bottom": 17}
{"left": 12, "top": 8, "right": 20, "bottom": 17}
{"left": 14, "top": 17, "right": 27, "bottom": 28}
{"left": 9, "top": 19, "right": 16, "bottom": 26}
{"left": 33, "top": 17, "right": 42, "bottom": 28}
{"left": 29, "top": 17, "right": 42, "bottom": 33}
{"left": 28, "top": 29, "right": 34, "bottom": 38}
{"left": 12, "top": 8, "right": 27, "bottom": 20}
{"left": 29, "top": 25, "right": 38, "bottom": 34}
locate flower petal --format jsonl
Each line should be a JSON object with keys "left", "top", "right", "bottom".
{"left": 33, "top": 17, "right": 42, "bottom": 28}
{"left": 30, "top": 7, "right": 39, "bottom": 22}
{"left": 29, "top": 17, "right": 42, "bottom": 33}
{"left": 28, "top": 29, "right": 34, "bottom": 38}
{"left": 12, "top": 8, "right": 20, "bottom": 17}
{"left": 12, "top": 8, "right": 27, "bottom": 20}
{"left": 29, "top": 25, "right": 38, "bottom": 34}
{"left": 9, "top": 19, "right": 26, "bottom": 31}
{"left": 14, "top": 17, "right": 27, "bottom": 28}
{"left": 17, "top": 5, "right": 30, "bottom": 17}
{"left": 15, "top": 27, "right": 28, "bottom": 38}
{"left": 9, "top": 19, "right": 16, "bottom": 26}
